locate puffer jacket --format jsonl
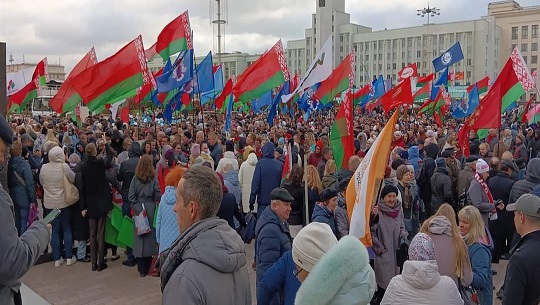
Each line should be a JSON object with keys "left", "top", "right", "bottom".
{"left": 430, "top": 167, "right": 454, "bottom": 211}
{"left": 223, "top": 169, "right": 242, "bottom": 205}
{"left": 468, "top": 178, "right": 496, "bottom": 227}
{"left": 312, "top": 204, "right": 336, "bottom": 235}
{"left": 239, "top": 152, "right": 258, "bottom": 213}
{"left": 8, "top": 155, "right": 35, "bottom": 209}
{"left": 117, "top": 142, "right": 141, "bottom": 202}
{"left": 381, "top": 260, "right": 463, "bottom": 305}
{"left": 295, "top": 236, "right": 376, "bottom": 305}
{"left": 216, "top": 151, "right": 239, "bottom": 174}
{"left": 258, "top": 251, "right": 300, "bottom": 305}
{"left": 156, "top": 186, "right": 180, "bottom": 254}
{"left": 160, "top": 217, "right": 251, "bottom": 305}
{"left": 250, "top": 142, "right": 283, "bottom": 212}
{"left": 509, "top": 158, "right": 540, "bottom": 203}
{"left": 468, "top": 235, "right": 493, "bottom": 305}
{"left": 255, "top": 207, "right": 292, "bottom": 291}
{"left": 39, "top": 146, "right": 75, "bottom": 209}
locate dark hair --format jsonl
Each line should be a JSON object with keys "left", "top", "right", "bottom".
{"left": 287, "top": 164, "right": 303, "bottom": 187}
{"left": 181, "top": 166, "right": 223, "bottom": 219}
{"left": 135, "top": 155, "right": 155, "bottom": 183}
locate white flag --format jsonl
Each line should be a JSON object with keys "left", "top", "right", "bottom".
{"left": 109, "top": 99, "right": 125, "bottom": 120}
{"left": 281, "top": 36, "right": 333, "bottom": 103}
{"left": 6, "top": 67, "right": 35, "bottom": 96}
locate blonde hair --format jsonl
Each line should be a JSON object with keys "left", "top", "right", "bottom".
{"left": 421, "top": 204, "right": 471, "bottom": 279}
{"left": 324, "top": 159, "right": 337, "bottom": 175}
{"left": 458, "top": 206, "right": 487, "bottom": 246}
{"left": 45, "top": 129, "right": 60, "bottom": 145}
{"left": 305, "top": 132, "right": 316, "bottom": 148}
{"left": 306, "top": 165, "right": 323, "bottom": 195}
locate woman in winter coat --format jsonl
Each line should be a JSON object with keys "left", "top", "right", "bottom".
{"left": 216, "top": 172, "right": 245, "bottom": 230}
{"left": 129, "top": 154, "right": 162, "bottom": 277}
{"left": 69, "top": 153, "right": 90, "bottom": 262}
{"left": 458, "top": 206, "right": 494, "bottom": 305}
{"left": 294, "top": 233, "right": 376, "bottom": 305}
{"left": 381, "top": 233, "right": 463, "bottom": 305}
{"left": 8, "top": 140, "right": 36, "bottom": 236}
{"left": 371, "top": 184, "right": 409, "bottom": 304}
{"left": 395, "top": 165, "right": 420, "bottom": 239}
{"left": 156, "top": 166, "right": 184, "bottom": 254}
{"left": 40, "top": 145, "right": 77, "bottom": 267}
{"left": 306, "top": 165, "right": 323, "bottom": 223}
{"left": 239, "top": 151, "right": 258, "bottom": 213}
{"left": 282, "top": 164, "right": 305, "bottom": 237}
{"left": 468, "top": 159, "right": 497, "bottom": 227}
{"left": 321, "top": 160, "right": 337, "bottom": 189}
{"left": 420, "top": 204, "right": 473, "bottom": 287}
{"left": 80, "top": 143, "right": 114, "bottom": 271}
{"left": 222, "top": 163, "right": 242, "bottom": 205}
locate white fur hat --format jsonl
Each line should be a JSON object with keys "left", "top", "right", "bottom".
{"left": 292, "top": 223, "right": 338, "bottom": 272}
{"left": 476, "top": 159, "right": 489, "bottom": 174}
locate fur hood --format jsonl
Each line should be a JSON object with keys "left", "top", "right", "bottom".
{"left": 295, "top": 236, "right": 376, "bottom": 305}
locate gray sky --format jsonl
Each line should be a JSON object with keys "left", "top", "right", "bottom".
{"left": 1, "top": 0, "right": 538, "bottom": 74}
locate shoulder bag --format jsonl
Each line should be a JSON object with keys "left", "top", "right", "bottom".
{"left": 62, "top": 164, "right": 79, "bottom": 205}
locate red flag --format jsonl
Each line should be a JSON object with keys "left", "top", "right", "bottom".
{"left": 397, "top": 63, "right": 418, "bottom": 82}
{"left": 458, "top": 124, "right": 470, "bottom": 157}
{"left": 417, "top": 73, "right": 434, "bottom": 87}
{"left": 313, "top": 52, "right": 354, "bottom": 105}
{"left": 120, "top": 104, "right": 130, "bottom": 124}
{"left": 181, "top": 92, "right": 190, "bottom": 106}
{"left": 381, "top": 77, "right": 413, "bottom": 113}
{"left": 156, "top": 11, "right": 193, "bottom": 60}
{"left": 455, "top": 71, "right": 464, "bottom": 80}
{"left": 365, "top": 98, "right": 382, "bottom": 112}
{"left": 331, "top": 90, "right": 355, "bottom": 169}
{"left": 521, "top": 93, "right": 536, "bottom": 123}
{"left": 282, "top": 143, "right": 292, "bottom": 180}
{"left": 215, "top": 78, "right": 233, "bottom": 109}
{"left": 468, "top": 85, "right": 502, "bottom": 130}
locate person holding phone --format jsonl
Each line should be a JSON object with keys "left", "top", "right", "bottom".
{"left": 0, "top": 114, "right": 50, "bottom": 305}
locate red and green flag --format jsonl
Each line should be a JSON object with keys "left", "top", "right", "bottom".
{"left": 7, "top": 81, "right": 37, "bottom": 113}
{"left": 313, "top": 52, "right": 354, "bottom": 105}
{"left": 494, "top": 58, "right": 525, "bottom": 112}
{"left": 525, "top": 102, "right": 540, "bottom": 124}
{"left": 520, "top": 94, "right": 536, "bottom": 122}
{"left": 216, "top": 77, "right": 234, "bottom": 110}
{"left": 70, "top": 105, "right": 83, "bottom": 128}
{"left": 413, "top": 81, "right": 431, "bottom": 104}
{"left": 71, "top": 35, "right": 154, "bottom": 112}
{"left": 233, "top": 40, "right": 289, "bottom": 103}
{"left": 50, "top": 48, "right": 98, "bottom": 114}
{"left": 352, "top": 83, "right": 372, "bottom": 105}
{"left": 156, "top": 11, "right": 193, "bottom": 60}
{"left": 416, "top": 73, "right": 434, "bottom": 87}
{"left": 32, "top": 58, "right": 48, "bottom": 87}
{"left": 467, "top": 76, "right": 489, "bottom": 96}
{"left": 330, "top": 90, "right": 355, "bottom": 169}
{"left": 135, "top": 67, "right": 164, "bottom": 104}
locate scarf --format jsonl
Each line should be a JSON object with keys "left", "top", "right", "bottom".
{"left": 378, "top": 199, "right": 402, "bottom": 219}
{"left": 474, "top": 172, "right": 494, "bottom": 203}
{"left": 399, "top": 182, "right": 413, "bottom": 209}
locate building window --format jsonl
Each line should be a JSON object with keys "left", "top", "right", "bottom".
{"left": 522, "top": 43, "right": 528, "bottom": 52}
{"left": 340, "top": 46, "right": 343, "bottom": 52}
{"left": 340, "top": 35, "right": 344, "bottom": 42}
{"left": 417, "top": 51, "right": 421, "bottom": 58}
{"left": 466, "top": 71, "right": 471, "bottom": 79}
{"left": 532, "top": 43, "right": 538, "bottom": 52}
{"left": 387, "top": 63, "right": 391, "bottom": 69}
{"left": 365, "top": 43, "right": 369, "bottom": 51}
{"left": 523, "top": 56, "right": 527, "bottom": 64}
{"left": 532, "top": 56, "right": 537, "bottom": 64}
{"left": 467, "top": 59, "right": 472, "bottom": 65}
{"left": 522, "top": 26, "right": 528, "bottom": 39}
{"left": 379, "top": 64, "right": 382, "bottom": 70}
{"left": 392, "top": 63, "right": 397, "bottom": 69}
{"left": 387, "top": 53, "right": 391, "bottom": 60}
{"left": 417, "top": 62, "right": 421, "bottom": 68}
{"left": 533, "top": 25, "right": 539, "bottom": 39}
{"left": 319, "top": 0, "right": 325, "bottom": 7}
{"left": 365, "top": 55, "right": 369, "bottom": 61}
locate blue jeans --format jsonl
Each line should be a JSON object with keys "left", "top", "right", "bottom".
{"left": 122, "top": 200, "right": 134, "bottom": 263}
{"left": 14, "top": 208, "right": 29, "bottom": 236}
{"left": 51, "top": 207, "right": 73, "bottom": 261}
{"left": 77, "top": 240, "right": 87, "bottom": 260}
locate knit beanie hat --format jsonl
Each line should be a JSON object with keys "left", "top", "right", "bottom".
{"left": 408, "top": 233, "right": 435, "bottom": 261}
{"left": 292, "top": 223, "right": 338, "bottom": 273}
{"left": 225, "top": 140, "right": 234, "bottom": 152}
{"left": 380, "top": 184, "right": 398, "bottom": 199}
{"left": 435, "top": 157, "right": 447, "bottom": 169}
{"left": 476, "top": 159, "right": 489, "bottom": 174}
{"left": 396, "top": 165, "right": 411, "bottom": 181}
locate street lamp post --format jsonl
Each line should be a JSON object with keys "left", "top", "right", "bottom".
{"left": 417, "top": 4, "right": 441, "bottom": 76}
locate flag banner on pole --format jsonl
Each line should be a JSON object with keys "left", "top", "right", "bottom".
{"left": 433, "top": 42, "right": 464, "bottom": 72}
{"left": 156, "top": 10, "right": 193, "bottom": 60}
{"left": 346, "top": 110, "right": 399, "bottom": 246}
{"left": 430, "top": 67, "right": 448, "bottom": 101}
{"left": 281, "top": 36, "right": 333, "bottom": 104}
{"left": 330, "top": 90, "right": 355, "bottom": 169}
{"left": 467, "top": 76, "right": 489, "bottom": 96}
{"left": 381, "top": 77, "right": 413, "bottom": 113}
{"left": 497, "top": 58, "right": 526, "bottom": 112}
{"left": 397, "top": 63, "right": 418, "bottom": 82}
{"left": 6, "top": 67, "right": 34, "bottom": 96}
{"left": 156, "top": 49, "right": 194, "bottom": 93}
{"left": 510, "top": 46, "right": 536, "bottom": 92}
{"left": 416, "top": 73, "right": 434, "bottom": 87}
{"left": 193, "top": 51, "right": 213, "bottom": 94}
{"left": 313, "top": 52, "right": 354, "bottom": 105}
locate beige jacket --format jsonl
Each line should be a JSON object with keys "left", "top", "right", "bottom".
{"left": 39, "top": 146, "right": 75, "bottom": 209}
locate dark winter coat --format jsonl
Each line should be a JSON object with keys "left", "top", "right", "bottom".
{"left": 117, "top": 142, "right": 141, "bottom": 202}
{"left": 8, "top": 156, "right": 35, "bottom": 210}
{"left": 209, "top": 142, "right": 223, "bottom": 170}
{"left": 80, "top": 156, "right": 112, "bottom": 219}
{"left": 255, "top": 207, "right": 292, "bottom": 293}
{"left": 250, "top": 142, "right": 283, "bottom": 212}
{"left": 217, "top": 192, "right": 245, "bottom": 229}
{"left": 502, "top": 231, "right": 540, "bottom": 305}
{"left": 509, "top": 158, "right": 540, "bottom": 204}
{"left": 487, "top": 172, "right": 515, "bottom": 239}
{"left": 258, "top": 251, "right": 300, "bottom": 305}
{"left": 282, "top": 182, "right": 304, "bottom": 226}
{"left": 417, "top": 143, "right": 438, "bottom": 203}
{"left": 307, "top": 187, "right": 319, "bottom": 223}
{"left": 312, "top": 204, "right": 337, "bottom": 235}
{"left": 71, "top": 163, "right": 89, "bottom": 241}
{"left": 430, "top": 167, "right": 454, "bottom": 211}
{"left": 457, "top": 165, "right": 475, "bottom": 196}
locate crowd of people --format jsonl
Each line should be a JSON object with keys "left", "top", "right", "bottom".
{"left": 1, "top": 103, "right": 540, "bottom": 305}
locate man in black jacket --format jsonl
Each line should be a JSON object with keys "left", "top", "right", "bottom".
{"left": 117, "top": 142, "right": 141, "bottom": 267}
{"left": 416, "top": 143, "right": 438, "bottom": 218}
{"left": 503, "top": 194, "right": 540, "bottom": 305}
{"left": 430, "top": 158, "right": 453, "bottom": 213}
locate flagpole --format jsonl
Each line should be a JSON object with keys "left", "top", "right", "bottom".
{"left": 304, "top": 149, "right": 309, "bottom": 226}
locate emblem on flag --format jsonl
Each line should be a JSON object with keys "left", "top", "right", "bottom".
{"left": 441, "top": 52, "right": 452, "bottom": 65}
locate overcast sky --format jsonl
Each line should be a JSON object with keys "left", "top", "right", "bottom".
{"left": 1, "top": 0, "right": 538, "bottom": 75}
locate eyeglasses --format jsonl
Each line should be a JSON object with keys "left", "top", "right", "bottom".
{"left": 293, "top": 267, "right": 303, "bottom": 280}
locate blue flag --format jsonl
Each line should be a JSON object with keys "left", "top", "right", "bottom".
{"left": 252, "top": 91, "right": 273, "bottom": 114}
{"left": 163, "top": 92, "right": 182, "bottom": 123}
{"left": 452, "top": 84, "right": 480, "bottom": 119}
{"left": 298, "top": 83, "right": 321, "bottom": 112}
{"left": 360, "top": 76, "right": 385, "bottom": 108}
{"left": 156, "top": 49, "right": 194, "bottom": 93}
{"left": 267, "top": 81, "right": 291, "bottom": 126}
{"left": 224, "top": 93, "right": 234, "bottom": 132}
{"left": 193, "top": 51, "right": 213, "bottom": 94}
{"left": 431, "top": 68, "right": 449, "bottom": 101}
{"left": 433, "top": 42, "right": 464, "bottom": 72}
{"left": 201, "top": 65, "right": 224, "bottom": 105}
